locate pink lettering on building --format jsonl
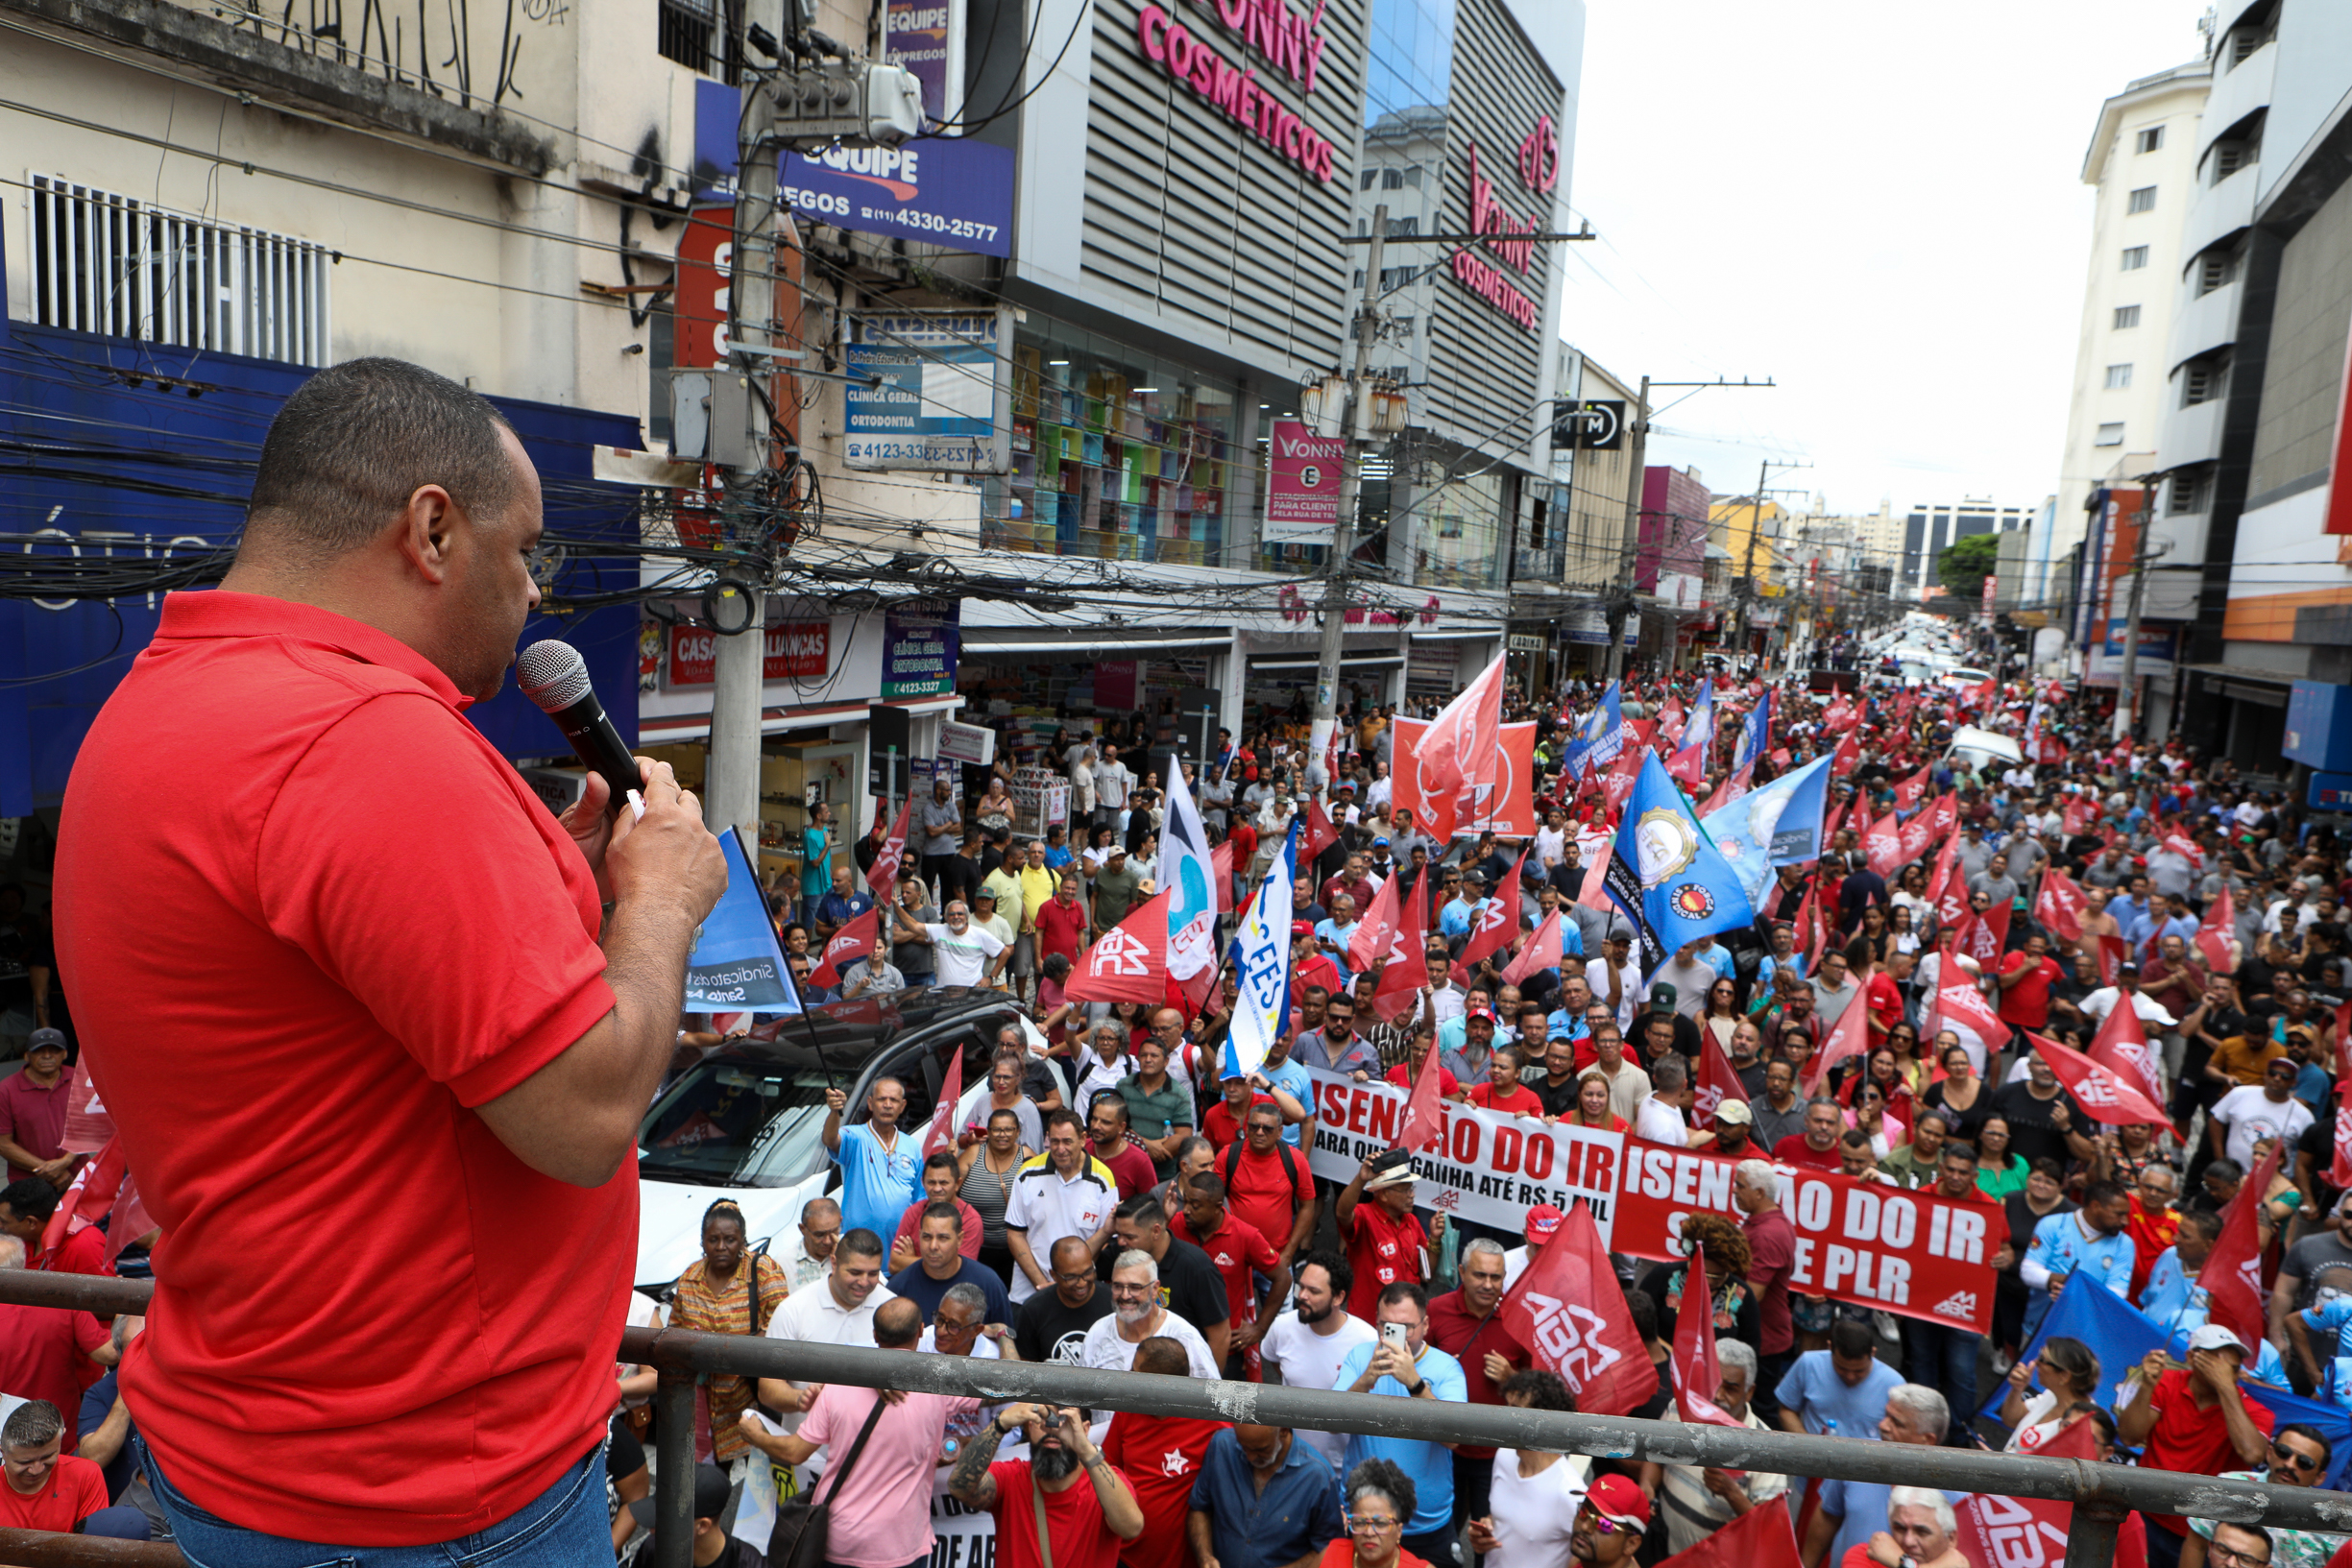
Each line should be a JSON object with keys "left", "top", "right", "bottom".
{"left": 1136, "top": 5, "right": 1338, "bottom": 182}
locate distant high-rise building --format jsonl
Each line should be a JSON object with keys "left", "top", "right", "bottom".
{"left": 1900, "top": 501, "right": 2035, "bottom": 599}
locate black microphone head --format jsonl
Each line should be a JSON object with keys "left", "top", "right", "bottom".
{"left": 517, "top": 639, "right": 593, "bottom": 712}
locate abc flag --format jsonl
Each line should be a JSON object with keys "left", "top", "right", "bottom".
{"left": 1224, "top": 821, "right": 1299, "bottom": 1082}
{"left": 1604, "top": 749, "right": 1757, "bottom": 973}
{"left": 684, "top": 826, "right": 803, "bottom": 1016}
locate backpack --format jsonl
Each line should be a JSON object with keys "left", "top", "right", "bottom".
{"left": 1219, "top": 1134, "right": 1301, "bottom": 1193}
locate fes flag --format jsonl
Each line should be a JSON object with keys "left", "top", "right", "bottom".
{"left": 1499, "top": 1201, "right": 1658, "bottom": 1417}
{"left": 2027, "top": 1033, "right": 2170, "bottom": 1129}
{"left": 685, "top": 826, "right": 803, "bottom": 1016}
{"left": 1161, "top": 756, "right": 1220, "bottom": 995}
{"left": 1066, "top": 888, "right": 1173, "bottom": 1007}
{"left": 1224, "top": 822, "right": 1298, "bottom": 1081}
{"left": 1604, "top": 750, "right": 1757, "bottom": 972}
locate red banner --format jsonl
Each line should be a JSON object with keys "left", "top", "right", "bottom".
{"left": 2035, "top": 869, "right": 2086, "bottom": 945}
{"left": 1498, "top": 1200, "right": 1659, "bottom": 1416}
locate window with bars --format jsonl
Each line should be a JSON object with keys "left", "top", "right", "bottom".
{"left": 2199, "top": 247, "right": 2242, "bottom": 295}
{"left": 2170, "top": 470, "right": 2210, "bottom": 514}
{"left": 29, "top": 175, "right": 331, "bottom": 366}
{"left": 2183, "top": 358, "right": 2228, "bottom": 406}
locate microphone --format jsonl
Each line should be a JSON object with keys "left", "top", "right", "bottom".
{"left": 517, "top": 640, "right": 641, "bottom": 817}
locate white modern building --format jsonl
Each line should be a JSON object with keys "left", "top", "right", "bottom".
{"left": 2046, "top": 60, "right": 2211, "bottom": 598}
{"left": 1898, "top": 499, "right": 2035, "bottom": 602}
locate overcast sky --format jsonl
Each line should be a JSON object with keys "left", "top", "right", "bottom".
{"left": 1558, "top": 0, "right": 2215, "bottom": 519}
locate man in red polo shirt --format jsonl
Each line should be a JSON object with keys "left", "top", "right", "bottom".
{"left": 0, "top": 1029, "right": 75, "bottom": 1187}
{"left": 1772, "top": 1098, "right": 1847, "bottom": 1173}
{"left": 1335, "top": 1148, "right": 1439, "bottom": 1318}
{"left": 51, "top": 359, "right": 727, "bottom": 1556}
{"left": 1426, "top": 1237, "right": 1530, "bottom": 1544}
{"left": 0, "top": 1178, "right": 110, "bottom": 1276}
{"left": 1996, "top": 932, "right": 2064, "bottom": 1032}
{"left": 1170, "top": 1173, "right": 1290, "bottom": 1371}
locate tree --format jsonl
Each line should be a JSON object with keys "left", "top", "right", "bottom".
{"left": 1937, "top": 533, "right": 2000, "bottom": 600}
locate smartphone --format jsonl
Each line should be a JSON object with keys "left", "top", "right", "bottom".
{"left": 1381, "top": 1322, "right": 1409, "bottom": 1352}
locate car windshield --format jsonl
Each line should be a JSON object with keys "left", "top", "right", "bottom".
{"left": 638, "top": 1065, "right": 838, "bottom": 1187}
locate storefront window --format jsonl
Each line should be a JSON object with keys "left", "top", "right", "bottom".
{"left": 994, "top": 321, "right": 1242, "bottom": 567}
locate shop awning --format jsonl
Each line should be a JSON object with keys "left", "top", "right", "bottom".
{"left": 1247, "top": 654, "right": 1406, "bottom": 672}
{"left": 639, "top": 693, "right": 964, "bottom": 744}
{"left": 2186, "top": 663, "right": 2293, "bottom": 707}
{"left": 964, "top": 633, "right": 1231, "bottom": 657}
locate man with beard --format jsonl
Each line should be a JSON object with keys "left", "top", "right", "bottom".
{"left": 1082, "top": 1250, "right": 1221, "bottom": 1378}
{"left": 1566, "top": 1476, "right": 1650, "bottom": 1568}
{"left": 1258, "top": 1252, "right": 1377, "bottom": 1476}
{"left": 948, "top": 1400, "right": 1145, "bottom": 1568}
{"left": 1016, "top": 1236, "right": 1113, "bottom": 1366}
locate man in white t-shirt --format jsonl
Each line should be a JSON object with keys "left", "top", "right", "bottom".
{"left": 1258, "top": 1251, "right": 1377, "bottom": 1474}
{"left": 1082, "top": 1249, "right": 1221, "bottom": 1377}
{"left": 1634, "top": 1058, "right": 1693, "bottom": 1146}
{"left": 760, "top": 1229, "right": 897, "bottom": 1428}
{"left": 2210, "top": 1057, "right": 2316, "bottom": 1169}
{"left": 892, "top": 899, "right": 1008, "bottom": 987}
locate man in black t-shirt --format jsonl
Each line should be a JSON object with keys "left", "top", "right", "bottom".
{"left": 1015, "top": 1235, "right": 1114, "bottom": 1364}
{"left": 1988, "top": 1055, "right": 2097, "bottom": 1170}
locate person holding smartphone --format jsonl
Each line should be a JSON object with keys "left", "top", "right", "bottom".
{"left": 1336, "top": 1283, "right": 1469, "bottom": 1567}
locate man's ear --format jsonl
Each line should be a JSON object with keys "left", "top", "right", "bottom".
{"left": 397, "top": 484, "right": 460, "bottom": 583}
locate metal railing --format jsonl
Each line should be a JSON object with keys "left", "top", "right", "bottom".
{"left": 9, "top": 1269, "right": 2352, "bottom": 1568}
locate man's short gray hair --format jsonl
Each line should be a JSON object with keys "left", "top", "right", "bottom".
{"left": 1715, "top": 1339, "right": 1758, "bottom": 1380}
{"left": 0, "top": 1234, "right": 23, "bottom": 1271}
{"left": 1651, "top": 1057, "right": 1687, "bottom": 1092}
{"left": 1733, "top": 1159, "right": 1777, "bottom": 1194}
{"left": 1462, "top": 1237, "right": 1508, "bottom": 1266}
{"left": 1888, "top": 1383, "right": 1950, "bottom": 1442}
{"left": 1885, "top": 1486, "right": 1957, "bottom": 1537}
{"left": 939, "top": 1282, "right": 990, "bottom": 1316}
{"left": 1112, "top": 1248, "right": 1159, "bottom": 1282}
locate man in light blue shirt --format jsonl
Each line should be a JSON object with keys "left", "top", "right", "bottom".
{"left": 2022, "top": 1180, "right": 2136, "bottom": 1344}
{"left": 822, "top": 1075, "right": 923, "bottom": 1242}
{"left": 1440, "top": 875, "right": 1487, "bottom": 944}
{"left": 2139, "top": 1210, "right": 2219, "bottom": 1332}
{"left": 1773, "top": 1318, "right": 1903, "bottom": 1438}
{"left": 1335, "top": 1282, "right": 1467, "bottom": 1568}
{"left": 1315, "top": 893, "right": 1363, "bottom": 991}
{"left": 1806, "top": 1388, "right": 1966, "bottom": 1568}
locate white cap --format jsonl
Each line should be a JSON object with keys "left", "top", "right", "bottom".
{"left": 2187, "top": 1323, "right": 2246, "bottom": 1355}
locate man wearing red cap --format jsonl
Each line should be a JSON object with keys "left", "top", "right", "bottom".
{"left": 1568, "top": 1476, "right": 1648, "bottom": 1568}
{"left": 1294, "top": 924, "right": 1344, "bottom": 1007}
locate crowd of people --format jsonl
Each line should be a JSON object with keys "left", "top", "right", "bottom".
{"left": 12, "top": 652, "right": 2352, "bottom": 1568}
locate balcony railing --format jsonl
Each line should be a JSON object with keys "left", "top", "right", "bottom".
{"left": 7, "top": 1269, "right": 2352, "bottom": 1568}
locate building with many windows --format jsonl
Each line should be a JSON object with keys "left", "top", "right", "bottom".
{"left": 1898, "top": 499, "right": 2035, "bottom": 601}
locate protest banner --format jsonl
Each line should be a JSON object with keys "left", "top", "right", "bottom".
{"left": 1303, "top": 1069, "right": 1996, "bottom": 1332}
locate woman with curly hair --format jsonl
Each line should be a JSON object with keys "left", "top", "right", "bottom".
{"left": 1655, "top": 1211, "right": 1759, "bottom": 1351}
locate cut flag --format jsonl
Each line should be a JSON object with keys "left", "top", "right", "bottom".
{"left": 867, "top": 794, "right": 912, "bottom": 899}
{"left": 1500, "top": 908, "right": 1566, "bottom": 989}
{"left": 921, "top": 1043, "right": 967, "bottom": 1158}
{"left": 2088, "top": 999, "right": 2167, "bottom": 1113}
{"left": 1453, "top": 848, "right": 1529, "bottom": 983}
{"left": 1415, "top": 653, "right": 1506, "bottom": 841}
{"left": 1370, "top": 875, "right": 1433, "bottom": 1023}
{"left": 1672, "top": 1242, "right": 1748, "bottom": 1436}
{"left": 1667, "top": 684, "right": 1714, "bottom": 789}
{"left": 2196, "top": 883, "right": 2238, "bottom": 974}
{"left": 1693, "top": 1030, "right": 1750, "bottom": 1122}
{"left": 1655, "top": 1495, "right": 1804, "bottom": 1568}
{"left": 2034, "top": 868, "right": 2087, "bottom": 946}
{"left": 1805, "top": 978, "right": 1871, "bottom": 1097}
{"left": 685, "top": 827, "right": 802, "bottom": 1017}
{"left": 2201, "top": 1139, "right": 2279, "bottom": 1351}
{"left": 1393, "top": 1032, "right": 1448, "bottom": 1157}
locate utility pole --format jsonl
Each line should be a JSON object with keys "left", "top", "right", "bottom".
{"left": 1729, "top": 460, "right": 1809, "bottom": 665}
{"left": 2112, "top": 483, "right": 2158, "bottom": 742}
{"left": 1307, "top": 203, "right": 1387, "bottom": 788}
{"left": 707, "top": 74, "right": 781, "bottom": 851}
{"left": 1604, "top": 374, "right": 1649, "bottom": 684}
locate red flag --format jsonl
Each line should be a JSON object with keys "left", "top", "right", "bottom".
{"left": 1673, "top": 1243, "right": 1747, "bottom": 1434}
{"left": 1371, "top": 876, "right": 1433, "bottom": 1022}
{"left": 1418, "top": 654, "right": 1507, "bottom": 841}
{"left": 2088, "top": 998, "right": 2166, "bottom": 1109}
{"left": 1953, "top": 1422, "right": 2148, "bottom": 1568}
{"left": 1830, "top": 729, "right": 1860, "bottom": 778}
{"left": 2097, "top": 933, "right": 2127, "bottom": 987}
{"left": 1863, "top": 810, "right": 1904, "bottom": 879}
{"left": 1451, "top": 849, "right": 1528, "bottom": 983}
{"left": 59, "top": 1059, "right": 115, "bottom": 1154}
{"left": 1891, "top": 763, "right": 1933, "bottom": 811}
{"left": 1702, "top": 762, "right": 1755, "bottom": 816}
{"left": 2026, "top": 1033, "right": 2170, "bottom": 1129}
{"left": 2161, "top": 831, "right": 2205, "bottom": 865}
{"left": 1301, "top": 798, "right": 1339, "bottom": 864}
{"left": 1392, "top": 1032, "right": 1449, "bottom": 1157}
{"left": 2035, "top": 868, "right": 2086, "bottom": 945}
{"left": 1657, "top": 1490, "right": 1806, "bottom": 1568}
{"left": 1896, "top": 807, "right": 1937, "bottom": 869}
{"left": 2063, "top": 798, "right": 2094, "bottom": 837}
{"left": 1211, "top": 840, "right": 1236, "bottom": 914}
{"left": 1066, "top": 887, "right": 1174, "bottom": 1006}
{"left": 1660, "top": 694, "right": 1687, "bottom": 748}
{"left": 812, "top": 905, "right": 879, "bottom": 987}
{"left": 1952, "top": 901, "right": 2010, "bottom": 967}
{"left": 1805, "top": 984, "right": 1871, "bottom": 1097}
{"left": 2203, "top": 1139, "right": 2280, "bottom": 1351}
{"left": 922, "top": 1042, "right": 968, "bottom": 1158}
{"left": 2330, "top": 1077, "right": 2352, "bottom": 1190}
{"left": 868, "top": 794, "right": 912, "bottom": 899}
{"left": 1501, "top": 909, "right": 1567, "bottom": 988}
{"left": 1694, "top": 1029, "right": 1751, "bottom": 1122}
{"left": 1936, "top": 978, "right": 2013, "bottom": 1050}
{"left": 2196, "top": 883, "right": 2237, "bottom": 975}
{"left": 1349, "top": 872, "right": 1403, "bottom": 975}
{"left": 36, "top": 1137, "right": 125, "bottom": 1263}
{"left": 1927, "top": 833, "right": 1968, "bottom": 928}
{"left": 1498, "top": 1201, "right": 1660, "bottom": 1417}
{"left": 103, "top": 1170, "right": 155, "bottom": 1268}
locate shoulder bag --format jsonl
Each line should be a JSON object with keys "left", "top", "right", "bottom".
{"left": 766, "top": 1388, "right": 890, "bottom": 1568}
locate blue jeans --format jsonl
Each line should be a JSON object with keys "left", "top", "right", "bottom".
{"left": 140, "top": 1435, "right": 610, "bottom": 1568}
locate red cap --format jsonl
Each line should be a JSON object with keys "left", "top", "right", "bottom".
{"left": 1291, "top": 920, "right": 1316, "bottom": 938}
{"left": 1524, "top": 1203, "right": 1564, "bottom": 1243}
{"left": 1586, "top": 1474, "right": 1651, "bottom": 1530}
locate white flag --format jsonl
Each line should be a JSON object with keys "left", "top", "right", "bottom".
{"left": 1161, "top": 754, "right": 1218, "bottom": 981}
{"left": 1224, "top": 822, "right": 1298, "bottom": 1082}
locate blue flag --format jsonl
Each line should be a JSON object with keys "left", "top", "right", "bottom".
{"left": 684, "top": 826, "right": 803, "bottom": 1016}
{"left": 1703, "top": 755, "right": 1833, "bottom": 905}
{"left": 1224, "top": 821, "right": 1297, "bottom": 1081}
{"left": 1734, "top": 690, "right": 1772, "bottom": 772}
{"left": 1565, "top": 681, "right": 1624, "bottom": 779}
{"left": 1603, "top": 749, "right": 1757, "bottom": 971}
